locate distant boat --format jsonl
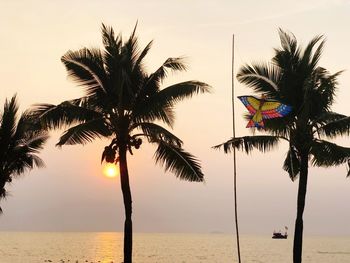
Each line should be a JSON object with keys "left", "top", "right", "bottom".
{"left": 272, "top": 226, "right": 288, "bottom": 239}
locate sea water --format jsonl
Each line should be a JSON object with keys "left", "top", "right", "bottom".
{"left": 0, "top": 232, "right": 349, "bottom": 263}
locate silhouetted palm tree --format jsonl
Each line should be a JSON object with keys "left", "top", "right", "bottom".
{"left": 215, "top": 30, "right": 350, "bottom": 263}
{"left": 0, "top": 95, "right": 48, "bottom": 213}
{"left": 32, "top": 24, "right": 210, "bottom": 263}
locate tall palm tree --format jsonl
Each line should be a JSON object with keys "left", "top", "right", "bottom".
{"left": 0, "top": 95, "right": 48, "bottom": 213}
{"left": 215, "top": 30, "right": 350, "bottom": 263}
{"left": 32, "top": 24, "right": 210, "bottom": 263}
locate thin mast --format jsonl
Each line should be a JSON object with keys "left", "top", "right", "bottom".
{"left": 232, "top": 34, "right": 241, "bottom": 263}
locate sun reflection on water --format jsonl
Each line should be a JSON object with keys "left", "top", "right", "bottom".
{"left": 92, "top": 232, "right": 123, "bottom": 263}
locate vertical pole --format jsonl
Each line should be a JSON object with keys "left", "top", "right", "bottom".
{"left": 232, "top": 34, "right": 242, "bottom": 263}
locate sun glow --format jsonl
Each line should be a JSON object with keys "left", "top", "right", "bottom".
{"left": 103, "top": 163, "right": 119, "bottom": 178}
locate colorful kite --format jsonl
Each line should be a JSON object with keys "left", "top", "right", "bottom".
{"left": 238, "top": 95, "right": 292, "bottom": 128}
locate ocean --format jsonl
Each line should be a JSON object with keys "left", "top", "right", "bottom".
{"left": 0, "top": 232, "right": 349, "bottom": 263}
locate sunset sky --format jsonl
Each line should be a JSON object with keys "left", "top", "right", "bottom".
{"left": 1, "top": 0, "right": 350, "bottom": 235}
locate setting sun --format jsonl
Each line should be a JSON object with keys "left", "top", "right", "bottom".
{"left": 103, "top": 163, "right": 119, "bottom": 178}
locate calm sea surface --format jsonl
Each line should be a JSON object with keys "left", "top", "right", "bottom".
{"left": 0, "top": 232, "right": 349, "bottom": 263}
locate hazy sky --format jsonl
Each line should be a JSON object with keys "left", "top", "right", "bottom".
{"left": 1, "top": 0, "right": 350, "bottom": 235}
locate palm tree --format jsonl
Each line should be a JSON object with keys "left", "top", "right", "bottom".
{"left": 0, "top": 95, "right": 48, "bottom": 213}
{"left": 32, "top": 24, "right": 210, "bottom": 263}
{"left": 215, "top": 30, "right": 350, "bottom": 263}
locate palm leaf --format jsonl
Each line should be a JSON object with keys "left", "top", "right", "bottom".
{"left": 132, "top": 101, "right": 175, "bottom": 127}
{"left": 61, "top": 48, "right": 108, "bottom": 96}
{"left": 101, "top": 23, "right": 123, "bottom": 78}
{"left": 147, "top": 57, "right": 188, "bottom": 85}
{"left": 277, "top": 29, "right": 298, "bottom": 54}
{"left": 132, "top": 80, "right": 210, "bottom": 127}
{"left": 274, "top": 29, "right": 302, "bottom": 66}
{"left": 313, "top": 112, "right": 347, "bottom": 127}
{"left": 123, "top": 22, "right": 141, "bottom": 69}
{"left": 309, "top": 68, "right": 342, "bottom": 113}
{"left": 263, "top": 115, "right": 294, "bottom": 138}
{"left": 10, "top": 154, "right": 46, "bottom": 177}
{"left": 300, "top": 35, "right": 324, "bottom": 72}
{"left": 236, "top": 62, "right": 281, "bottom": 98}
{"left": 283, "top": 147, "right": 300, "bottom": 181}
{"left": 101, "top": 23, "right": 118, "bottom": 51}
{"left": 317, "top": 116, "right": 350, "bottom": 138}
{"left": 12, "top": 110, "right": 43, "bottom": 143}
{"left": 213, "top": 135, "right": 282, "bottom": 154}
{"left": 25, "top": 134, "right": 49, "bottom": 153}
{"left": 133, "top": 122, "right": 183, "bottom": 147}
{"left": 310, "top": 140, "right": 350, "bottom": 168}
{"left": 32, "top": 100, "right": 103, "bottom": 130}
{"left": 154, "top": 142, "right": 204, "bottom": 182}
{"left": 133, "top": 40, "right": 153, "bottom": 72}
{"left": 57, "top": 119, "right": 111, "bottom": 146}
{"left": 0, "top": 95, "right": 18, "bottom": 143}
{"left": 157, "top": 81, "right": 211, "bottom": 103}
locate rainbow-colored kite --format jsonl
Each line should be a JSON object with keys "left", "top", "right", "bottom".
{"left": 238, "top": 95, "right": 292, "bottom": 128}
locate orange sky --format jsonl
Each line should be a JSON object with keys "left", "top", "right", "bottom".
{"left": 1, "top": 0, "right": 350, "bottom": 235}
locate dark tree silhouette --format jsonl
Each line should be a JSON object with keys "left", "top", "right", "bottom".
{"left": 32, "top": 24, "right": 210, "bottom": 263}
{"left": 215, "top": 30, "right": 350, "bottom": 263}
{"left": 0, "top": 95, "right": 48, "bottom": 213}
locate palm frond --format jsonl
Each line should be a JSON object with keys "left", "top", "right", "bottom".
{"left": 25, "top": 133, "right": 49, "bottom": 153}
{"left": 283, "top": 147, "right": 300, "bottom": 181}
{"left": 213, "top": 135, "right": 282, "bottom": 154}
{"left": 154, "top": 142, "right": 204, "bottom": 182}
{"left": 12, "top": 110, "right": 42, "bottom": 143}
{"left": 309, "top": 36, "right": 325, "bottom": 70}
{"left": 310, "top": 139, "right": 350, "bottom": 168}
{"left": 31, "top": 154, "right": 45, "bottom": 169}
{"left": 61, "top": 47, "right": 108, "bottom": 97}
{"left": 101, "top": 23, "right": 123, "bottom": 78}
{"left": 132, "top": 80, "right": 210, "bottom": 126}
{"left": 6, "top": 132, "right": 48, "bottom": 167}
{"left": 0, "top": 95, "right": 18, "bottom": 142}
{"left": 317, "top": 116, "right": 350, "bottom": 138}
{"left": 157, "top": 81, "right": 211, "bottom": 103}
{"left": 300, "top": 35, "right": 324, "bottom": 72}
{"left": 316, "top": 69, "right": 343, "bottom": 110}
{"left": 132, "top": 101, "right": 175, "bottom": 127}
{"left": 10, "top": 154, "right": 46, "bottom": 178}
{"left": 263, "top": 115, "right": 294, "bottom": 138}
{"left": 31, "top": 100, "right": 103, "bottom": 130}
{"left": 147, "top": 57, "right": 188, "bottom": 86}
{"left": 277, "top": 29, "right": 298, "bottom": 54}
{"left": 123, "top": 22, "right": 140, "bottom": 68}
{"left": 304, "top": 68, "right": 343, "bottom": 117}
{"left": 236, "top": 63, "right": 281, "bottom": 98}
{"left": 133, "top": 40, "right": 153, "bottom": 71}
{"left": 313, "top": 112, "right": 347, "bottom": 127}
{"left": 133, "top": 122, "right": 182, "bottom": 146}
{"left": 57, "top": 118, "right": 111, "bottom": 146}
{"left": 101, "top": 23, "right": 117, "bottom": 49}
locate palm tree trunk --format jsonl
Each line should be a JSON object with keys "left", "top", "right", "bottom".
{"left": 293, "top": 151, "right": 309, "bottom": 263}
{"left": 119, "top": 146, "right": 133, "bottom": 263}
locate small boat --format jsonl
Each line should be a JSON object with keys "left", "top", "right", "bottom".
{"left": 272, "top": 226, "right": 288, "bottom": 239}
